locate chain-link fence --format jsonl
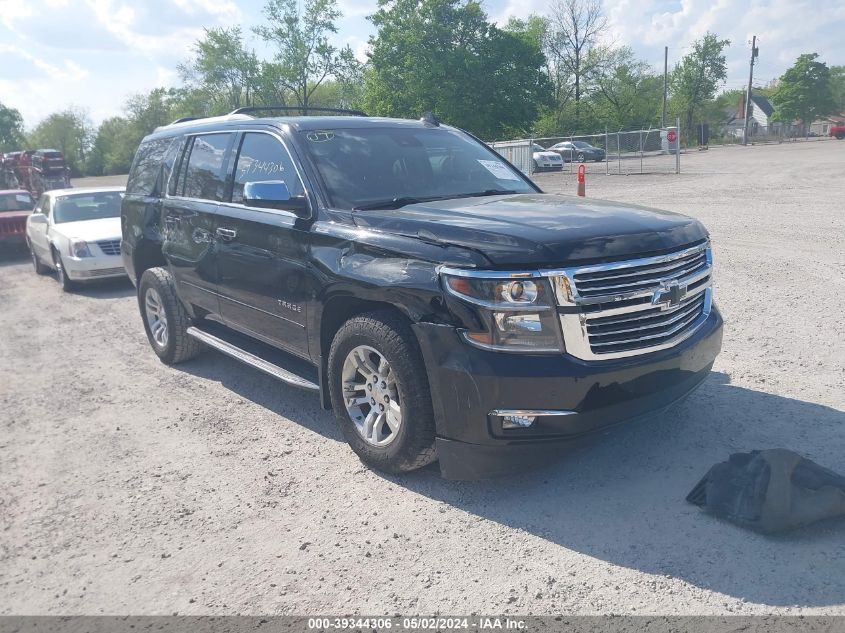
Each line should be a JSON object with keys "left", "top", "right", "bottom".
{"left": 711, "top": 121, "right": 839, "bottom": 145}
{"left": 490, "top": 119, "right": 682, "bottom": 177}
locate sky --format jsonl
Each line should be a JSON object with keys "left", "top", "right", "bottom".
{"left": 1, "top": 0, "right": 844, "bottom": 129}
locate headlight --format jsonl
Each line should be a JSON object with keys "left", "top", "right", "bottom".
{"left": 69, "top": 239, "right": 92, "bottom": 258}
{"left": 441, "top": 270, "right": 563, "bottom": 353}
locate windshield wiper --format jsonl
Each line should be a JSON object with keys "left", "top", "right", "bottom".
{"left": 353, "top": 190, "right": 520, "bottom": 211}
{"left": 354, "top": 196, "right": 443, "bottom": 211}
{"left": 452, "top": 189, "right": 519, "bottom": 199}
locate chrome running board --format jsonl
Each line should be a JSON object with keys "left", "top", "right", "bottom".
{"left": 187, "top": 326, "right": 319, "bottom": 392}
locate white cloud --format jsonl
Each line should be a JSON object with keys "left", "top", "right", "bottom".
{"left": 2, "top": 0, "right": 843, "bottom": 130}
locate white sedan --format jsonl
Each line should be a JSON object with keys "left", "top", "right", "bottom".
{"left": 26, "top": 187, "right": 127, "bottom": 291}
{"left": 532, "top": 143, "right": 563, "bottom": 171}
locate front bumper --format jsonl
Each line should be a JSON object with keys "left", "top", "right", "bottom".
{"left": 413, "top": 307, "right": 723, "bottom": 479}
{"left": 64, "top": 255, "right": 127, "bottom": 281}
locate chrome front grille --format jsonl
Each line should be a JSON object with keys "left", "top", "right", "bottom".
{"left": 0, "top": 218, "right": 26, "bottom": 235}
{"left": 572, "top": 247, "right": 708, "bottom": 298}
{"left": 546, "top": 242, "right": 713, "bottom": 360}
{"left": 97, "top": 239, "right": 121, "bottom": 256}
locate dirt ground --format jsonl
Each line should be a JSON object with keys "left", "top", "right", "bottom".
{"left": 1, "top": 140, "right": 844, "bottom": 616}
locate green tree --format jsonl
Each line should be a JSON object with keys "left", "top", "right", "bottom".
{"left": 27, "top": 108, "right": 93, "bottom": 175}
{"left": 772, "top": 54, "right": 835, "bottom": 125}
{"left": 253, "top": 0, "right": 358, "bottom": 113}
{"left": 546, "top": 0, "right": 608, "bottom": 125}
{"left": 0, "top": 102, "right": 25, "bottom": 152}
{"left": 669, "top": 32, "right": 730, "bottom": 137}
{"left": 365, "top": 0, "right": 551, "bottom": 139}
{"left": 124, "top": 88, "right": 182, "bottom": 135}
{"left": 179, "top": 27, "right": 261, "bottom": 112}
{"left": 830, "top": 65, "right": 845, "bottom": 114}
{"left": 87, "top": 116, "right": 138, "bottom": 176}
{"left": 590, "top": 46, "right": 662, "bottom": 129}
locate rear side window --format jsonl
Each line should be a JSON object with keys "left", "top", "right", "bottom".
{"left": 231, "top": 132, "right": 304, "bottom": 204}
{"left": 177, "top": 133, "right": 233, "bottom": 202}
{"left": 127, "top": 138, "right": 173, "bottom": 196}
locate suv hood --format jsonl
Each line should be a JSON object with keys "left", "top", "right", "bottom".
{"left": 351, "top": 193, "right": 708, "bottom": 267}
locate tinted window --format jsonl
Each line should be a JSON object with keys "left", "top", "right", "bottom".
{"left": 299, "top": 127, "right": 533, "bottom": 210}
{"left": 127, "top": 138, "right": 173, "bottom": 196}
{"left": 232, "top": 133, "right": 303, "bottom": 204}
{"left": 179, "top": 134, "right": 232, "bottom": 201}
{"left": 0, "top": 192, "right": 34, "bottom": 212}
{"left": 53, "top": 191, "right": 124, "bottom": 223}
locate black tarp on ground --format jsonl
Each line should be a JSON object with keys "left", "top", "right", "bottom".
{"left": 687, "top": 449, "right": 845, "bottom": 533}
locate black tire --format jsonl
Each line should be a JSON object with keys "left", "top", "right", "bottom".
{"left": 328, "top": 311, "right": 437, "bottom": 474}
{"left": 52, "top": 248, "right": 76, "bottom": 292}
{"left": 836, "top": 133, "right": 845, "bottom": 140}
{"left": 138, "top": 267, "right": 202, "bottom": 365}
{"left": 28, "top": 239, "right": 49, "bottom": 275}
{"left": 532, "top": 159, "right": 540, "bottom": 172}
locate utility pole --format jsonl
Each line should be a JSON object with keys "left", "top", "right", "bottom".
{"left": 662, "top": 46, "right": 668, "bottom": 128}
{"left": 742, "top": 36, "right": 758, "bottom": 146}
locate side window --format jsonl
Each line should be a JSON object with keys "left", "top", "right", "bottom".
{"left": 231, "top": 133, "right": 303, "bottom": 205}
{"left": 41, "top": 196, "right": 52, "bottom": 218}
{"left": 167, "top": 136, "right": 189, "bottom": 197}
{"left": 180, "top": 133, "right": 233, "bottom": 202}
{"left": 126, "top": 138, "right": 172, "bottom": 196}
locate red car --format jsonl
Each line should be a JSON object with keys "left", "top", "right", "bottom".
{"left": 0, "top": 189, "right": 36, "bottom": 246}
{"left": 830, "top": 123, "right": 845, "bottom": 140}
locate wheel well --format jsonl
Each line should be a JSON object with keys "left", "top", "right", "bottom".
{"left": 320, "top": 297, "right": 408, "bottom": 359}
{"left": 318, "top": 297, "right": 409, "bottom": 410}
{"left": 133, "top": 240, "right": 167, "bottom": 279}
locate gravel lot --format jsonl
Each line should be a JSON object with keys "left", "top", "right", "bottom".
{"left": 1, "top": 141, "right": 843, "bottom": 616}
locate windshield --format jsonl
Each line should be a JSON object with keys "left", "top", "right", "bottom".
{"left": 53, "top": 191, "right": 123, "bottom": 223}
{"left": 298, "top": 127, "right": 534, "bottom": 210}
{"left": 0, "top": 192, "right": 34, "bottom": 212}
{"left": 532, "top": 144, "right": 545, "bottom": 152}
{"left": 572, "top": 141, "right": 592, "bottom": 149}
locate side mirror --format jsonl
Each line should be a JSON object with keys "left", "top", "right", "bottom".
{"left": 29, "top": 211, "right": 47, "bottom": 223}
{"left": 243, "top": 181, "right": 310, "bottom": 218}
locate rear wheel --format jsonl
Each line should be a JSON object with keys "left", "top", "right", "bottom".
{"left": 836, "top": 132, "right": 845, "bottom": 140}
{"left": 138, "top": 267, "right": 202, "bottom": 364}
{"left": 328, "top": 311, "right": 436, "bottom": 474}
{"left": 577, "top": 152, "right": 586, "bottom": 162}
{"left": 52, "top": 248, "right": 76, "bottom": 292}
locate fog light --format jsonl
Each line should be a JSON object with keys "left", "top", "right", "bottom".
{"left": 501, "top": 414, "right": 536, "bottom": 429}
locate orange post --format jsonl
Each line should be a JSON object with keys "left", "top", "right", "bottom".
{"left": 577, "top": 164, "right": 586, "bottom": 197}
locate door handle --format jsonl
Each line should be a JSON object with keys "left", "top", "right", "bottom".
{"left": 216, "top": 227, "right": 237, "bottom": 241}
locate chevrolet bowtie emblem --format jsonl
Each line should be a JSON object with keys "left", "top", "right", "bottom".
{"left": 652, "top": 281, "right": 687, "bottom": 309}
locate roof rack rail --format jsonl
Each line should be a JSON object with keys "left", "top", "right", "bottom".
{"left": 171, "top": 117, "right": 200, "bottom": 124}
{"left": 229, "top": 106, "right": 368, "bottom": 117}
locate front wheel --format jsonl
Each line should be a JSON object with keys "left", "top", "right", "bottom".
{"left": 52, "top": 249, "right": 76, "bottom": 292}
{"left": 28, "top": 240, "right": 49, "bottom": 275}
{"left": 328, "top": 311, "right": 436, "bottom": 474}
{"left": 835, "top": 133, "right": 845, "bottom": 140}
{"left": 138, "top": 267, "right": 202, "bottom": 364}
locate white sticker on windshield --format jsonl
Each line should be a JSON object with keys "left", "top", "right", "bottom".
{"left": 477, "top": 159, "right": 520, "bottom": 181}
{"left": 16, "top": 194, "right": 31, "bottom": 203}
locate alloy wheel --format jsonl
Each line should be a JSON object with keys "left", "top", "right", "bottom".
{"left": 341, "top": 345, "right": 402, "bottom": 447}
{"left": 53, "top": 252, "right": 66, "bottom": 285}
{"left": 144, "top": 287, "right": 169, "bottom": 348}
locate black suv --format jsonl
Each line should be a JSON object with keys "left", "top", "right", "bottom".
{"left": 121, "top": 108, "right": 723, "bottom": 479}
